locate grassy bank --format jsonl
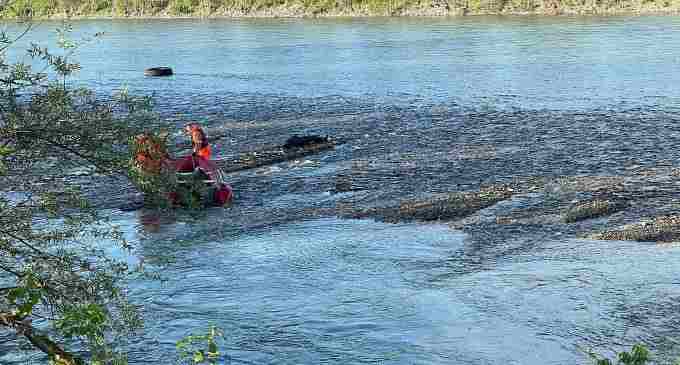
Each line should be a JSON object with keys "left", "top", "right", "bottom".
{"left": 2, "top": 0, "right": 680, "bottom": 18}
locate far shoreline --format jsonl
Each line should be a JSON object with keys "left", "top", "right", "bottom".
{"left": 3, "top": 4, "right": 680, "bottom": 21}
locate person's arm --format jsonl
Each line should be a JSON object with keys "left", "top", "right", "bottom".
{"left": 191, "top": 130, "right": 202, "bottom": 155}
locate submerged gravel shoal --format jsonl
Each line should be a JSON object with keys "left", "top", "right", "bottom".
{"left": 74, "top": 102, "right": 680, "bottom": 243}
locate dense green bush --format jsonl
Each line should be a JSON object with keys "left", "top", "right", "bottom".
{"left": 170, "top": 0, "right": 196, "bottom": 13}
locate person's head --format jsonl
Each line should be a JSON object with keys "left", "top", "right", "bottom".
{"left": 185, "top": 122, "right": 202, "bottom": 135}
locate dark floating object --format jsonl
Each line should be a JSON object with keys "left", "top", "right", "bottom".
{"left": 217, "top": 136, "right": 337, "bottom": 174}
{"left": 283, "top": 134, "right": 330, "bottom": 149}
{"left": 144, "top": 67, "right": 173, "bottom": 76}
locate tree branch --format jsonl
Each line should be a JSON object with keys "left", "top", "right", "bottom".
{"left": 0, "top": 263, "right": 23, "bottom": 277}
{"left": 20, "top": 131, "right": 121, "bottom": 174}
{"left": 0, "top": 23, "right": 34, "bottom": 53}
{"left": 0, "top": 228, "right": 63, "bottom": 262}
{"left": 0, "top": 312, "right": 84, "bottom": 365}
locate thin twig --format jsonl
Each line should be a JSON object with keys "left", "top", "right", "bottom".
{"left": 0, "top": 264, "right": 23, "bottom": 277}
{"left": 0, "top": 23, "right": 34, "bottom": 53}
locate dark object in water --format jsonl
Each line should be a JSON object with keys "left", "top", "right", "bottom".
{"left": 144, "top": 67, "right": 173, "bottom": 76}
{"left": 283, "top": 134, "right": 329, "bottom": 149}
{"left": 217, "top": 137, "right": 337, "bottom": 174}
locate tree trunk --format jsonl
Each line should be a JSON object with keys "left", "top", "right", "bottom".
{"left": 0, "top": 312, "right": 84, "bottom": 365}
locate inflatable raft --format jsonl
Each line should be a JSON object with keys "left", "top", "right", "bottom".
{"left": 132, "top": 134, "right": 233, "bottom": 208}
{"left": 170, "top": 156, "right": 233, "bottom": 207}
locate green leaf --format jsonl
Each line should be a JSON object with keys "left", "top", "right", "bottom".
{"left": 0, "top": 145, "right": 15, "bottom": 157}
{"left": 56, "top": 303, "right": 108, "bottom": 339}
{"left": 7, "top": 287, "right": 27, "bottom": 303}
{"left": 193, "top": 351, "right": 204, "bottom": 364}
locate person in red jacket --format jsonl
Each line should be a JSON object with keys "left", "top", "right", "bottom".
{"left": 175, "top": 122, "right": 212, "bottom": 172}
{"left": 185, "top": 122, "right": 211, "bottom": 160}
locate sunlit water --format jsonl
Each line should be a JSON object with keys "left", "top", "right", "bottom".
{"left": 4, "top": 16, "right": 680, "bottom": 364}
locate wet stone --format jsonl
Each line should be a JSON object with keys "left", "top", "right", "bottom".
{"left": 589, "top": 215, "right": 680, "bottom": 242}
{"left": 347, "top": 185, "right": 515, "bottom": 223}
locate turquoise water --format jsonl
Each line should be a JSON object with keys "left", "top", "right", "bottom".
{"left": 4, "top": 16, "right": 680, "bottom": 364}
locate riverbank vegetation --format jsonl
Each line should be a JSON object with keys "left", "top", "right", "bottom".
{"left": 1, "top": 0, "right": 679, "bottom": 18}
{"left": 590, "top": 344, "right": 653, "bottom": 365}
{"left": 0, "top": 23, "right": 168, "bottom": 364}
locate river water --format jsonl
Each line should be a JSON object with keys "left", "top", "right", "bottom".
{"left": 4, "top": 16, "right": 680, "bottom": 364}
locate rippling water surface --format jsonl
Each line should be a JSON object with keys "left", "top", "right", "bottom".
{"left": 4, "top": 16, "right": 680, "bottom": 364}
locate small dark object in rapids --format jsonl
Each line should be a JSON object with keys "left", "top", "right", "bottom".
{"left": 283, "top": 134, "right": 330, "bottom": 149}
{"left": 144, "top": 67, "right": 173, "bottom": 76}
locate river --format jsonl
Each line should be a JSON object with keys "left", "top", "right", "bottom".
{"left": 4, "top": 15, "right": 680, "bottom": 364}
